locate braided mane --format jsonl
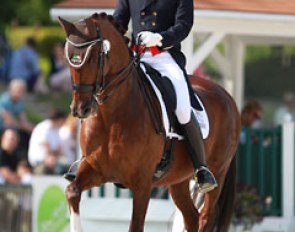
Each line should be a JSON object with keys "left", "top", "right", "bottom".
{"left": 91, "top": 12, "right": 130, "bottom": 44}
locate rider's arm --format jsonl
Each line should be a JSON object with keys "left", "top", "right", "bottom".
{"left": 113, "top": 0, "right": 131, "bottom": 31}
{"left": 159, "top": 0, "right": 194, "bottom": 49}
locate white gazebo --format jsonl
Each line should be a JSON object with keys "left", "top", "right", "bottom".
{"left": 50, "top": 0, "right": 295, "bottom": 110}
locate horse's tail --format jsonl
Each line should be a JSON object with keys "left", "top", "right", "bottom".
{"left": 215, "top": 155, "right": 236, "bottom": 232}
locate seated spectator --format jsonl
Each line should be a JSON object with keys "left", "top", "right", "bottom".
{"left": 0, "top": 128, "right": 22, "bottom": 184}
{"left": 48, "top": 42, "right": 71, "bottom": 92}
{"left": 8, "top": 37, "right": 42, "bottom": 92}
{"left": 240, "top": 100, "right": 263, "bottom": 144}
{"left": 274, "top": 92, "right": 295, "bottom": 125}
{"left": 0, "top": 79, "right": 34, "bottom": 158}
{"left": 28, "top": 109, "right": 67, "bottom": 168}
{"left": 59, "top": 114, "right": 78, "bottom": 165}
{"left": 33, "top": 152, "right": 64, "bottom": 175}
{"left": 241, "top": 100, "right": 263, "bottom": 129}
{"left": 17, "top": 160, "right": 33, "bottom": 185}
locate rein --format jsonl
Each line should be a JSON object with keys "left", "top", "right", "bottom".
{"left": 65, "top": 30, "right": 134, "bottom": 105}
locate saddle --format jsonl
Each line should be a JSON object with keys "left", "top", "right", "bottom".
{"left": 137, "top": 62, "right": 203, "bottom": 180}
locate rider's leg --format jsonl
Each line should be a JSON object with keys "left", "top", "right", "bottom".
{"left": 141, "top": 51, "right": 217, "bottom": 193}
{"left": 182, "top": 112, "right": 218, "bottom": 193}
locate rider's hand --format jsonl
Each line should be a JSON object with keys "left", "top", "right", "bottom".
{"left": 138, "top": 31, "right": 163, "bottom": 47}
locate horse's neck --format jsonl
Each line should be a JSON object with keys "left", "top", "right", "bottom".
{"left": 95, "top": 68, "right": 145, "bottom": 124}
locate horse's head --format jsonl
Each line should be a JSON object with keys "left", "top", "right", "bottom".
{"left": 58, "top": 13, "right": 130, "bottom": 118}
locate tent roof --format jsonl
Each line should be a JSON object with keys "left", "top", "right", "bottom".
{"left": 54, "top": 0, "right": 295, "bottom": 15}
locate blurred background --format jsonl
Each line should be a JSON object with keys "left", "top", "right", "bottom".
{"left": 0, "top": 0, "right": 295, "bottom": 232}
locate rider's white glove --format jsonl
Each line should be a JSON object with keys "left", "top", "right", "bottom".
{"left": 138, "top": 31, "right": 163, "bottom": 47}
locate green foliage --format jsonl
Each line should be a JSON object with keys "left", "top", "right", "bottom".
{"left": 25, "top": 92, "right": 71, "bottom": 123}
{"left": 0, "top": 1, "right": 17, "bottom": 30}
{"left": 245, "top": 54, "right": 295, "bottom": 100}
{"left": 6, "top": 26, "right": 65, "bottom": 50}
{"left": 35, "top": 92, "right": 71, "bottom": 113}
{"left": 0, "top": 0, "right": 63, "bottom": 28}
{"left": 25, "top": 106, "right": 44, "bottom": 124}
{"left": 38, "top": 35, "right": 65, "bottom": 57}
{"left": 232, "top": 184, "right": 264, "bottom": 230}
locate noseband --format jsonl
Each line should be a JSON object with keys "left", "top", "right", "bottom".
{"left": 65, "top": 28, "right": 134, "bottom": 105}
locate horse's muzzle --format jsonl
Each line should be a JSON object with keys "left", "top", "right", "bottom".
{"left": 70, "top": 98, "right": 98, "bottom": 118}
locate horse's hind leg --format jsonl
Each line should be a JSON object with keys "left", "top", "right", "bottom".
{"left": 197, "top": 188, "right": 221, "bottom": 232}
{"left": 169, "top": 179, "right": 199, "bottom": 232}
{"left": 199, "top": 156, "right": 236, "bottom": 232}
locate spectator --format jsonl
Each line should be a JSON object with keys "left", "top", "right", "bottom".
{"left": 0, "top": 31, "right": 12, "bottom": 84}
{"left": 48, "top": 42, "right": 71, "bottom": 92}
{"left": 8, "top": 37, "right": 41, "bottom": 92}
{"left": 240, "top": 100, "right": 263, "bottom": 144}
{"left": 17, "top": 160, "right": 33, "bottom": 185}
{"left": 0, "top": 79, "right": 34, "bottom": 158}
{"left": 28, "top": 109, "right": 66, "bottom": 168}
{"left": 274, "top": 92, "right": 295, "bottom": 125}
{"left": 33, "top": 152, "right": 63, "bottom": 175}
{"left": 241, "top": 100, "right": 263, "bottom": 129}
{"left": 59, "top": 115, "right": 78, "bottom": 165}
{"left": 0, "top": 128, "right": 21, "bottom": 184}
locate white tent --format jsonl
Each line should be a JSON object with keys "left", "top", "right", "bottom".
{"left": 50, "top": 0, "right": 295, "bottom": 109}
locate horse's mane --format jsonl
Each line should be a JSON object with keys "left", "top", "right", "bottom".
{"left": 90, "top": 12, "right": 130, "bottom": 44}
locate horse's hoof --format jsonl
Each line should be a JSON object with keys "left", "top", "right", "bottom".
{"left": 64, "top": 172, "right": 76, "bottom": 182}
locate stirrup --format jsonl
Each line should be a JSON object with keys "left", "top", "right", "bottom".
{"left": 194, "top": 166, "right": 218, "bottom": 194}
{"left": 63, "top": 172, "right": 76, "bottom": 182}
{"left": 63, "top": 159, "right": 81, "bottom": 182}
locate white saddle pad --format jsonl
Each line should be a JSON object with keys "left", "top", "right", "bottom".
{"left": 140, "top": 64, "right": 210, "bottom": 140}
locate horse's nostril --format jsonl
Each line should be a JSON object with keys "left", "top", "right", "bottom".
{"left": 71, "top": 110, "right": 78, "bottom": 117}
{"left": 82, "top": 106, "right": 91, "bottom": 116}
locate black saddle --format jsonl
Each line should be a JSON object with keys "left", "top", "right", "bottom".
{"left": 137, "top": 62, "right": 204, "bottom": 180}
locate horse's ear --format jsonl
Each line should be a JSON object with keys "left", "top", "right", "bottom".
{"left": 58, "top": 17, "right": 76, "bottom": 37}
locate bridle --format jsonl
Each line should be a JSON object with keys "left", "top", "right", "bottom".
{"left": 65, "top": 28, "right": 134, "bottom": 105}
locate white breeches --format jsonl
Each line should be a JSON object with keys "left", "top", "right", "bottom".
{"left": 141, "top": 51, "right": 191, "bottom": 124}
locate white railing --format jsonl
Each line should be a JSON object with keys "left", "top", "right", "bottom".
{"left": 30, "top": 121, "right": 294, "bottom": 232}
{"left": 252, "top": 120, "right": 295, "bottom": 232}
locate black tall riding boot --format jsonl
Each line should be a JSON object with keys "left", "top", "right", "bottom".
{"left": 182, "top": 112, "right": 218, "bottom": 193}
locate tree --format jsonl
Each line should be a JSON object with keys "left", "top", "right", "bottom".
{"left": 0, "top": 0, "right": 63, "bottom": 29}
{"left": 0, "top": 1, "right": 18, "bottom": 30}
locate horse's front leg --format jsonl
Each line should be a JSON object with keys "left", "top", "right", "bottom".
{"left": 66, "top": 158, "right": 104, "bottom": 232}
{"left": 66, "top": 181, "right": 82, "bottom": 232}
{"left": 129, "top": 184, "right": 152, "bottom": 232}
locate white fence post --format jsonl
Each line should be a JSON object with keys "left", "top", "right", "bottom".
{"left": 253, "top": 120, "right": 295, "bottom": 232}
{"left": 282, "top": 120, "right": 295, "bottom": 230}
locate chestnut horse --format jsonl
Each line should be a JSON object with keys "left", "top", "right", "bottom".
{"left": 59, "top": 13, "right": 240, "bottom": 232}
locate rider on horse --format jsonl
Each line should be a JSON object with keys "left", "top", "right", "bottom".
{"left": 114, "top": 0, "right": 217, "bottom": 193}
